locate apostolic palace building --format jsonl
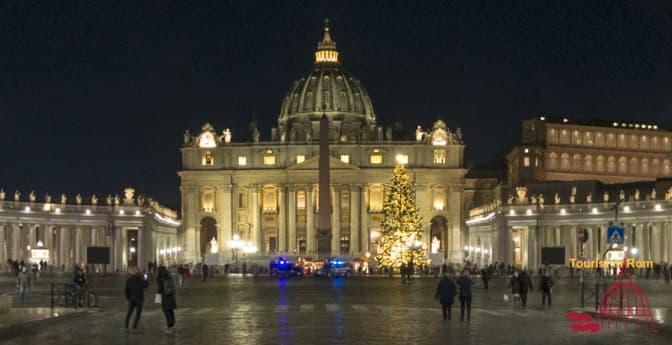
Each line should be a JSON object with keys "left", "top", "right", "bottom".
{"left": 3, "top": 25, "right": 672, "bottom": 272}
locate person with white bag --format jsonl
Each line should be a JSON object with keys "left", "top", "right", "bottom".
{"left": 124, "top": 266, "right": 149, "bottom": 332}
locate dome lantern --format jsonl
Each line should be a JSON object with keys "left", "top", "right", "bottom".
{"left": 314, "top": 19, "right": 339, "bottom": 65}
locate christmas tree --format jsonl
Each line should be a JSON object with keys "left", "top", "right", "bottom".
{"left": 376, "top": 163, "right": 425, "bottom": 269}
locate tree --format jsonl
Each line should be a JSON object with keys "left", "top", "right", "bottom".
{"left": 376, "top": 164, "right": 426, "bottom": 269}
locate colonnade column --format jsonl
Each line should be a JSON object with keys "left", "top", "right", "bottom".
{"left": 59, "top": 227, "right": 68, "bottom": 269}
{"left": 288, "top": 186, "right": 297, "bottom": 255}
{"left": 0, "top": 224, "right": 5, "bottom": 263}
{"left": 527, "top": 225, "right": 538, "bottom": 271}
{"left": 662, "top": 222, "right": 669, "bottom": 263}
{"left": 331, "top": 187, "right": 340, "bottom": 256}
{"left": 349, "top": 185, "right": 360, "bottom": 255}
{"left": 359, "top": 185, "right": 369, "bottom": 254}
{"left": 554, "top": 227, "right": 561, "bottom": 246}
{"left": 278, "top": 185, "right": 287, "bottom": 254}
{"left": 12, "top": 224, "right": 20, "bottom": 261}
{"left": 306, "top": 186, "right": 314, "bottom": 255}
{"left": 652, "top": 224, "right": 661, "bottom": 263}
{"left": 250, "top": 185, "right": 261, "bottom": 255}
{"left": 74, "top": 226, "right": 82, "bottom": 265}
{"left": 500, "top": 225, "right": 513, "bottom": 266}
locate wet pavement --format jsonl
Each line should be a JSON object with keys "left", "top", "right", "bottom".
{"left": 0, "top": 273, "right": 671, "bottom": 344}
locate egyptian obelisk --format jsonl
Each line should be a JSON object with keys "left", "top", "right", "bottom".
{"left": 317, "top": 114, "right": 332, "bottom": 258}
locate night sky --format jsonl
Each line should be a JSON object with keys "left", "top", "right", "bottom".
{"left": 2, "top": 1, "right": 672, "bottom": 209}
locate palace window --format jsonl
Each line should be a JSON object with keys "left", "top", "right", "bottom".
{"left": 370, "top": 150, "right": 383, "bottom": 164}
{"left": 202, "top": 151, "right": 214, "bottom": 166}
{"left": 262, "top": 187, "right": 277, "bottom": 212}
{"left": 340, "top": 155, "right": 350, "bottom": 164}
{"left": 296, "top": 155, "right": 305, "bottom": 164}
{"left": 263, "top": 150, "right": 276, "bottom": 166}
{"left": 523, "top": 157, "right": 530, "bottom": 167}
{"left": 340, "top": 235, "right": 350, "bottom": 255}
{"left": 433, "top": 187, "right": 446, "bottom": 211}
{"left": 238, "top": 156, "right": 247, "bottom": 166}
{"left": 433, "top": 149, "right": 446, "bottom": 164}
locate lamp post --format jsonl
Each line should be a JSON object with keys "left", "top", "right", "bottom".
{"left": 227, "top": 234, "right": 244, "bottom": 263}
{"left": 405, "top": 239, "right": 422, "bottom": 282}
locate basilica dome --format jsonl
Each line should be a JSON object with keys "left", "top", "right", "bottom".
{"left": 277, "top": 24, "right": 377, "bottom": 143}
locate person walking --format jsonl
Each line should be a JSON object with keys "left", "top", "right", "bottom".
{"left": 518, "top": 270, "right": 533, "bottom": 307}
{"left": 157, "top": 266, "right": 177, "bottom": 334}
{"left": 202, "top": 263, "right": 209, "bottom": 282}
{"left": 456, "top": 270, "right": 473, "bottom": 322}
{"left": 481, "top": 268, "right": 490, "bottom": 290}
{"left": 508, "top": 271, "right": 520, "bottom": 303}
{"left": 17, "top": 267, "right": 32, "bottom": 304}
{"left": 124, "top": 267, "right": 149, "bottom": 331}
{"left": 540, "top": 270, "right": 554, "bottom": 307}
{"left": 435, "top": 273, "right": 457, "bottom": 320}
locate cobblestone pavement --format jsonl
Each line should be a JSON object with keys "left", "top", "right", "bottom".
{"left": 0, "top": 274, "right": 671, "bottom": 345}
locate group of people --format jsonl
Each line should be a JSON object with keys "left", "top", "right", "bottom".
{"left": 124, "top": 265, "right": 178, "bottom": 334}
{"left": 435, "top": 270, "right": 473, "bottom": 321}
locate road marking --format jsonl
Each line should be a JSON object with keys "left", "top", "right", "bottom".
{"left": 274, "top": 305, "right": 289, "bottom": 312}
{"left": 143, "top": 310, "right": 161, "bottom": 316}
{"left": 477, "top": 308, "right": 506, "bottom": 316}
{"left": 192, "top": 307, "right": 215, "bottom": 314}
{"left": 352, "top": 305, "right": 368, "bottom": 312}
{"left": 175, "top": 308, "right": 192, "bottom": 314}
{"left": 325, "top": 304, "right": 340, "bottom": 312}
{"left": 300, "top": 304, "right": 314, "bottom": 312}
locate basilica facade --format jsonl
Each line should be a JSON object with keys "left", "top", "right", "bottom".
{"left": 178, "top": 25, "right": 469, "bottom": 264}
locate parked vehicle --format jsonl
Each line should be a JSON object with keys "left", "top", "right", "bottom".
{"left": 318, "top": 258, "right": 354, "bottom": 278}
{"left": 270, "top": 257, "right": 303, "bottom": 277}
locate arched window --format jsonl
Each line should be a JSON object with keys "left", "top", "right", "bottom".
{"left": 432, "top": 186, "right": 446, "bottom": 211}
{"left": 262, "top": 187, "right": 277, "bottom": 212}
{"left": 641, "top": 159, "right": 649, "bottom": 175}
{"left": 606, "top": 133, "right": 616, "bottom": 148}
{"left": 640, "top": 135, "right": 650, "bottom": 151}
{"left": 629, "top": 157, "right": 638, "bottom": 175}
{"left": 629, "top": 134, "right": 639, "bottom": 150}
{"left": 618, "top": 134, "right": 627, "bottom": 148}
{"left": 572, "top": 154, "right": 582, "bottom": 171}
{"left": 596, "top": 155, "right": 605, "bottom": 172}
{"left": 547, "top": 152, "right": 558, "bottom": 170}
{"left": 607, "top": 156, "right": 617, "bottom": 173}
{"left": 651, "top": 136, "right": 660, "bottom": 151}
{"left": 584, "top": 155, "right": 593, "bottom": 172}
{"left": 560, "top": 153, "right": 570, "bottom": 171}
{"left": 664, "top": 160, "right": 671, "bottom": 176}
{"left": 652, "top": 159, "right": 661, "bottom": 175}
{"left": 618, "top": 157, "right": 627, "bottom": 174}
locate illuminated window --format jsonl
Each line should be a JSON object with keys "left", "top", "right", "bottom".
{"left": 296, "top": 155, "right": 305, "bottom": 164}
{"left": 296, "top": 190, "right": 306, "bottom": 210}
{"left": 340, "top": 155, "right": 350, "bottom": 163}
{"left": 202, "top": 151, "right": 214, "bottom": 166}
{"left": 262, "top": 187, "right": 277, "bottom": 212}
{"left": 238, "top": 156, "right": 247, "bottom": 166}
{"left": 395, "top": 154, "right": 408, "bottom": 165}
{"left": 370, "top": 154, "right": 383, "bottom": 164}
{"left": 523, "top": 157, "right": 530, "bottom": 167}
{"left": 340, "top": 235, "right": 349, "bottom": 255}
{"left": 369, "top": 185, "right": 384, "bottom": 211}
{"left": 432, "top": 187, "right": 446, "bottom": 210}
{"left": 201, "top": 187, "right": 215, "bottom": 213}
{"left": 263, "top": 155, "right": 276, "bottom": 165}
{"left": 433, "top": 149, "right": 446, "bottom": 164}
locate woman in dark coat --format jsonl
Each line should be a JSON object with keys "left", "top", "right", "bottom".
{"left": 157, "top": 266, "right": 177, "bottom": 334}
{"left": 435, "top": 273, "right": 457, "bottom": 320}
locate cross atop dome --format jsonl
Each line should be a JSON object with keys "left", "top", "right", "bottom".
{"left": 315, "top": 19, "right": 339, "bottom": 65}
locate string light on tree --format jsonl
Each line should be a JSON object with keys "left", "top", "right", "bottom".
{"left": 375, "top": 163, "right": 426, "bottom": 269}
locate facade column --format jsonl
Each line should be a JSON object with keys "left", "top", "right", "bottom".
{"left": 662, "top": 222, "right": 669, "bottom": 263}
{"left": 182, "top": 184, "right": 199, "bottom": 263}
{"left": 28, "top": 224, "right": 36, "bottom": 251}
{"left": 554, "top": 227, "right": 561, "bottom": 246}
{"left": 349, "top": 185, "right": 360, "bottom": 255}
{"left": 116, "top": 226, "right": 124, "bottom": 271}
{"left": 250, "top": 185, "right": 261, "bottom": 255}
{"left": 527, "top": 225, "right": 538, "bottom": 271}
{"left": 360, "top": 185, "right": 369, "bottom": 254}
{"left": 331, "top": 187, "right": 340, "bottom": 256}
{"left": 74, "top": 226, "right": 82, "bottom": 265}
{"left": 218, "top": 184, "right": 233, "bottom": 262}
{"left": 500, "top": 224, "right": 513, "bottom": 266}
{"left": 278, "top": 185, "right": 287, "bottom": 254}
{"left": 288, "top": 185, "right": 297, "bottom": 255}
{"left": 652, "top": 223, "right": 661, "bottom": 263}
{"left": 12, "top": 224, "right": 20, "bottom": 261}
{"left": 306, "top": 185, "right": 315, "bottom": 255}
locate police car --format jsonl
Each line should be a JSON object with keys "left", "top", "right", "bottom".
{"left": 322, "top": 258, "right": 354, "bottom": 278}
